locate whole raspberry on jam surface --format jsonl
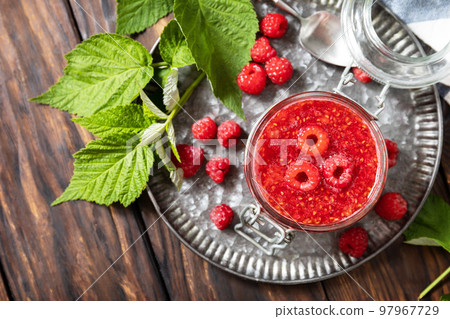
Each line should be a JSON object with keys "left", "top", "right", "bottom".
{"left": 171, "top": 144, "right": 205, "bottom": 178}
{"left": 352, "top": 67, "right": 372, "bottom": 83}
{"left": 385, "top": 139, "right": 399, "bottom": 168}
{"left": 251, "top": 36, "right": 277, "bottom": 63}
{"left": 375, "top": 192, "right": 408, "bottom": 220}
{"left": 297, "top": 125, "right": 329, "bottom": 156}
{"left": 339, "top": 226, "right": 368, "bottom": 258}
{"left": 237, "top": 62, "right": 266, "bottom": 95}
{"left": 217, "top": 120, "right": 241, "bottom": 148}
{"left": 210, "top": 204, "right": 234, "bottom": 230}
{"left": 191, "top": 117, "right": 217, "bottom": 142}
{"left": 265, "top": 56, "right": 293, "bottom": 85}
{"left": 206, "top": 157, "right": 230, "bottom": 183}
{"left": 284, "top": 160, "right": 320, "bottom": 192}
{"left": 260, "top": 13, "right": 288, "bottom": 38}
{"left": 323, "top": 154, "right": 354, "bottom": 188}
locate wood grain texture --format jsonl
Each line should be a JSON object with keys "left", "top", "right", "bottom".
{"left": 0, "top": 269, "right": 10, "bottom": 300}
{"left": 322, "top": 239, "right": 450, "bottom": 301}
{"left": 68, "top": 0, "right": 172, "bottom": 47}
{"left": 440, "top": 98, "right": 450, "bottom": 186}
{"left": 0, "top": 0, "right": 166, "bottom": 300}
{"left": 433, "top": 170, "right": 450, "bottom": 203}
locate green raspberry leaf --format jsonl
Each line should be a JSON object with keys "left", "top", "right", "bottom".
{"left": 140, "top": 90, "right": 168, "bottom": 119}
{"left": 139, "top": 123, "right": 166, "bottom": 146}
{"left": 166, "top": 121, "right": 180, "bottom": 162}
{"left": 404, "top": 194, "right": 450, "bottom": 253}
{"left": 52, "top": 135, "right": 154, "bottom": 207}
{"left": 155, "top": 140, "right": 183, "bottom": 190}
{"left": 162, "top": 67, "right": 180, "bottom": 112}
{"left": 116, "top": 0, "right": 174, "bottom": 35}
{"left": 73, "top": 104, "right": 156, "bottom": 138}
{"left": 31, "top": 33, "right": 153, "bottom": 116}
{"left": 159, "top": 20, "right": 195, "bottom": 67}
{"left": 173, "top": 0, "right": 258, "bottom": 119}
{"left": 441, "top": 294, "right": 450, "bottom": 301}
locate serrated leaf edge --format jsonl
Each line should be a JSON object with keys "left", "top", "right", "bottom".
{"left": 138, "top": 123, "right": 166, "bottom": 146}
{"left": 154, "top": 139, "right": 183, "bottom": 189}
{"left": 166, "top": 121, "right": 180, "bottom": 162}
{"left": 163, "top": 67, "right": 180, "bottom": 112}
{"left": 140, "top": 90, "right": 168, "bottom": 119}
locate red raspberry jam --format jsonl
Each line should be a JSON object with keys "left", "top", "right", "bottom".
{"left": 252, "top": 97, "right": 380, "bottom": 225}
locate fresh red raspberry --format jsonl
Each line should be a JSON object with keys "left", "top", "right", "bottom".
{"left": 171, "top": 144, "right": 204, "bottom": 178}
{"left": 237, "top": 62, "right": 266, "bottom": 95}
{"left": 284, "top": 160, "right": 320, "bottom": 192}
{"left": 260, "top": 13, "right": 288, "bottom": 38}
{"left": 210, "top": 204, "right": 234, "bottom": 230}
{"left": 353, "top": 67, "right": 372, "bottom": 83}
{"left": 339, "top": 227, "right": 369, "bottom": 258}
{"left": 217, "top": 120, "right": 241, "bottom": 148}
{"left": 297, "top": 125, "right": 329, "bottom": 156}
{"left": 375, "top": 192, "right": 408, "bottom": 220}
{"left": 265, "top": 57, "right": 293, "bottom": 84}
{"left": 191, "top": 117, "right": 217, "bottom": 142}
{"left": 206, "top": 157, "right": 230, "bottom": 183}
{"left": 323, "top": 154, "right": 354, "bottom": 188}
{"left": 385, "top": 139, "right": 399, "bottom": 168}
{"left": 251, "top": 36, "right": 277, "bottom": 63}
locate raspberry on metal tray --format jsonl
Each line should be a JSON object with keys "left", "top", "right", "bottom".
{"left": 260, "top": 13, "right": 288, "bottom": 38}
{"left": 265, "top": 56, "right": 293, "bottom": 84}
{"left": 210, "top": 204, "right": 234, "bottom": 230}
{"left": 206, "top": 157, "right": 230, "bottom": 183}
{"left": 339, "top": 226, "right": 369, "bottom": 258}
{"left": 217, "top": 120, "right": 242, "bottom": 148}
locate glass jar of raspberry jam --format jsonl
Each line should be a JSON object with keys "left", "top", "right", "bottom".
{"left": 243, "top": 91, "right": 387, "bottom": 234}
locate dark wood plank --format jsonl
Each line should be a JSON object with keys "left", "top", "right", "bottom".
{"left": 433, "top": 170, "right": 450, "bottom": 203}
{"left": 68, "top": 0, "right": 116, "bottom": 40}
{"left": 0, "top": 269, "right": 10, "bottom": 300}
{"left": 439, "top": 98, "right": 450, "bottom": 186}
{"left": 322, "top": 239, "right": 450, "bottom": 300}
{"left": 68, "top": 0, "right": 172, "bottom": 47}
{"left": 0, "top": 0, "right": 166, "bottom": 300}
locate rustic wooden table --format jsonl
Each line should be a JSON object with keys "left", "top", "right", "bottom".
{"left": 0, "top": 0, "right": 449, "bottom": 301}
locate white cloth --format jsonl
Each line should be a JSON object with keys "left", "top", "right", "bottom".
{"left": 382, "top": 0, "right": 450, "bottom": 103}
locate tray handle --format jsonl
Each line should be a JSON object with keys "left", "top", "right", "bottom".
{"left": 234, "top": 204, "right": 294, "bottom": 255}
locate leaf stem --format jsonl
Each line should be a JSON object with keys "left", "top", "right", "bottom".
{"left": 168, "top": 72, "right": 206, "bottom": 121}
{"left": 418, "top": 266, "right": 450, "bottom": 300}
{"left": 151, "top": 61, "right": 170, "bottom": 67}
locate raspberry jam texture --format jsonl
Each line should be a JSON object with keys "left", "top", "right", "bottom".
{"left": 253, "top": 98, "right": 379, "bottom": 225}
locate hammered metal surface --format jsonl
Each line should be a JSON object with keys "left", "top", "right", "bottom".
{"left": 146, "top": 0, "right": 442, "bottom": 283}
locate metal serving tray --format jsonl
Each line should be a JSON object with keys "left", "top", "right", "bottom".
{"left": 146, "top": 0, "right": 442, "bottom": 283}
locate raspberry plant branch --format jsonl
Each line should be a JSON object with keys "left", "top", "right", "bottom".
{"left": 418, "top": 266, "right": 450, "bottom": 300}
{"left": 139, "top": 71, "right": 206, "bottom": 147}
{"left": 170, "top": 72, "right": 206, "bottom": 120}
{"left": 31, "top": 0, "right": 258, "bottom": 207}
